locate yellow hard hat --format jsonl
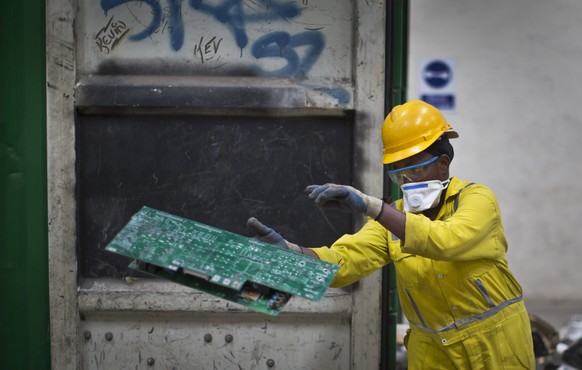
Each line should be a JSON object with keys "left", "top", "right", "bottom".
{"left": 382, "top": 100, "right": 458, "bottom": 164}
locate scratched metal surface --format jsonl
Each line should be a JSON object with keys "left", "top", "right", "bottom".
{"left": 80, "top": 311, "right": 350, "bottom": 370}
{"left": 50, "top": 1, "right": 385, "bottom": 368}
{"left": 77, "top": 0, "right": 354, "bottom": 82}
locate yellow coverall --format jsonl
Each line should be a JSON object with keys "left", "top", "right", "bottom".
{"left": 312, "top": 177, "right": 535, "bottom": 369}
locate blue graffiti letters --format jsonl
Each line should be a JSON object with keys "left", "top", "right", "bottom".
{"left": 101, "top": 0, "right": 303, "bottom": 52}
{"left": 189, "top": 0, "right": 301, "bottom": 50}
{"left": 99, "top": 0, "right": 329, "bottom": 81}
{"left": 100, "top": 0, "right": 350, "bottom": 104}
{"left": 101, "top": 0, "right": 185, "bottom": 51}
{"left": 101, "top": 0, "right": 161, "bottom": 41}
{"left": 189, "top": 0, "right": 247, "bottom": 49}
{"left": 251, "top": 31, "right": 324, "bottom": 77}
{"left": 167, "top": 0, "right": 185, "bottom": 51}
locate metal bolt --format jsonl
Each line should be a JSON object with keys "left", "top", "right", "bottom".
{"left": 266, "top": 359, "right": 275, "bottom": 367}
{"left": 146, "top": 357, "right": 155, "bottom": 366}
{"left": 204, "top": 333, "right": 213, "bottom": 343}
{"left": 105, "top": 332, "right": 113, "bottom": 341}
{"left": 225, "top": 334, "right": 233, "bottom": 343}
{"left": 83, "top": 331, "right": 92, "bottom": 340}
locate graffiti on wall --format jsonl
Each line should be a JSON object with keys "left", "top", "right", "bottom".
{"left": 251, "top": 31, "right": 324, "bottom": 78}
{"left": 95, "top": 16, "right": 130, "bottom": 54}
{"left": 193, "top": 35, "right": 223, "bottom": 64}
{"left": 99, "top": 0, "right": 349, "bottom": 102}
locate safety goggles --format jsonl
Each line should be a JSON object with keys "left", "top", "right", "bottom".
{"left": 387, "top": 156, "right": 439, "bottom": 185}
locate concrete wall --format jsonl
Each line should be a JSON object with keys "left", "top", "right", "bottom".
{"left": 410, "top": 0, "right": 582, "bottom": 300}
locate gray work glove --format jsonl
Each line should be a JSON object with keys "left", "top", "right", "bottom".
{"left": 305, "top": 184, "right": 383, "bottom": 219}
{"left": 246, "top": 217, "right": 302, "bottom": 253}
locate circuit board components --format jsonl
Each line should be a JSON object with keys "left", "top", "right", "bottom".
{"left": 105, "top": 206, "right": 339, "bottom": 316}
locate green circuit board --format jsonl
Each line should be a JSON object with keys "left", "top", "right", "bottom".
{"left": 105, "top": 206, "right": 339, "bottom": 316}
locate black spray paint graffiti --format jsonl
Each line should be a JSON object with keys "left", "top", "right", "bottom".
{"left": 101, "top": 0, "right": 184, "bottom": 51}
{"left": 193, "top": 36, "right": 223, "bottom": 64}
{"left": 95, "top": 16, "right": 130, "bottom": 54}
{"left": 100, "top": 0, "right": 349, "bottom": 102}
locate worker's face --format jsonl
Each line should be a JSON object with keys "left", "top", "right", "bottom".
{"left": 388, "top": 152, "right": 450, "bottom": 185}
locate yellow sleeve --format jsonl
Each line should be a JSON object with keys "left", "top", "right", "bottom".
{"left": 402, "top": 185, "right": 507, "bottom": 261}
{"left": 312, "top": 219, "right": 392, "bottom": 288}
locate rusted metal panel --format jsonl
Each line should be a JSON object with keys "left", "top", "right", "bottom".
{"left": 75, "top": 75, "right": 354, "bottom": 110}
{"left": 78, "top": 279, "right": 352, "bottom": 314}
{"left": 77, "top": 0, "right": 354, "bottom": 81}
{"left": 80, "top": 312, "right": 350, "bottom": 370}
{"left": 48, "top": 0, "right": 387, "bottom": 368}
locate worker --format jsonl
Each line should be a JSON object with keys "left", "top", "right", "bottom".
{"left": 247, "top": 100, "right": 536, "bottom": 369}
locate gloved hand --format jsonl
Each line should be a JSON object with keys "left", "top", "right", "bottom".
{"left": 247, "top": 217, "right": 300, "bottom": 251}
{"left": 305, "top": 184, "right": 383, "bottom": 219}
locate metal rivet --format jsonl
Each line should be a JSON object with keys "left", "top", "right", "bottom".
{"left": 204, "top": 334, "right": 213, "bottom": 343}
{"left": 266, "top": 359, "right": 275, "bottom": 367}
{"left": 147, "top": 357, "right": 155, "bottom": 366}
{"left": 225, "top": 334, "right": 233, "bottom": 343}
{"left": 84, "top": 331, "right": 92, "bottom": 340}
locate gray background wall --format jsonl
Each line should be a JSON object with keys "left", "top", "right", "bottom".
{"left": 410, "top": 0, "right": 582, "bottom": 304}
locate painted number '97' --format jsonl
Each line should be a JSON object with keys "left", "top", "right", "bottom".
{"left": 251, "top": 31, "right": 324, "bottom": 78}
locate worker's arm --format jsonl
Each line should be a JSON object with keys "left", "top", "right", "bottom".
{"left": 311, "top": 219, "right": 392, "bottom": 288}
{"left": 402, "top": 185, "right": 506, "bottom": 261}
{"left": 305, "top": 184, "right": 406, "bottom": 241}
{"left": 371, "top": 202, "right": 406, "bottom": 241}
{"left": 247, "top": 216, "right": 392, "bottom": 287}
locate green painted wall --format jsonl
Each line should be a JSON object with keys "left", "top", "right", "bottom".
{"left": 382, "top": 1, "right": 409, "bottom": 369}
{"left": 0, "top": 1, "right": 50, "bottom": 368}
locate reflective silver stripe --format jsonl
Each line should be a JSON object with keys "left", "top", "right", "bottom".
{"left": 453, "top": 182, "right": 475, "bottom": 212}
{"left": 405, "top": 288, "right": 427, "bottom": 328}
{"left": 408, "top": 319, "right": 456, "bottom": 334}
{"left": 407, "top": 295, "right": 523, "bottom": 334}
{"left": 475, "top": 279, "right": 496, "bottom": 308}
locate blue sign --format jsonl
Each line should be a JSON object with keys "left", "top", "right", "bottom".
{"left": 421, "top": 94, "right": 455, "bottom": 110}
{"left": 418, "top": 58, "right": 456, "bottom": 111}
{"left": 422, "top": 60, "right": 452, "bottom": 89}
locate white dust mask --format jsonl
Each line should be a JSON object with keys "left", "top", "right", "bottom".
{"left": 401, "top": 179, "right": 450, "bottom": 213}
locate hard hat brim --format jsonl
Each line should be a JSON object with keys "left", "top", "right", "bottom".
{"left": 444, "top": 129, "right": 459, "bottom": 139}
{"left": 382, "top": 129, "right": 459, "bottom": 164}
